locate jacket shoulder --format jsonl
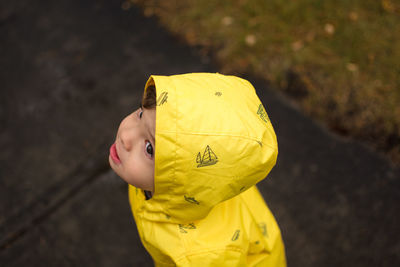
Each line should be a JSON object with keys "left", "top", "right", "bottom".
{"left": 138, "top": 187, "right": 286, "bottom": 266}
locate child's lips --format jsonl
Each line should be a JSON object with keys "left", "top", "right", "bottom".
{"left": 110, "top": 143, "right": 121, "bottom": 164}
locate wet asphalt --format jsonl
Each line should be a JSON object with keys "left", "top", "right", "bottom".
{"left": 0, "top": 0, "right": 399, "bottom": 266}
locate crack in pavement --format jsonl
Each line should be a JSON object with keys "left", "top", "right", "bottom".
{"left": 0, "top": 144, "right": 111, "bottom": 251}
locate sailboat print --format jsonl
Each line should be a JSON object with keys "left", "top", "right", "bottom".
{"left": 196, "top": 145, "right": 218, "bottom": 167}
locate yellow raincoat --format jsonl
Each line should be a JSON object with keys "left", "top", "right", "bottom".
{"left": 129, "top": 73, "right": 286, "bottom": 266}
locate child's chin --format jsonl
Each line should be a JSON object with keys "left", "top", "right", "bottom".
{"left": 108, "top": 156, "right": 121, "bottom": 174}
{"left": 108, "top": 156, "right": 115, "bottom": 168}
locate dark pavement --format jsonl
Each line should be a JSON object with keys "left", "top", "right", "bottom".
{"left": 0, "top": 0, "right": 399, "bottom": 266}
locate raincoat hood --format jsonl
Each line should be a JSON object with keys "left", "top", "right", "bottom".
{"left": 139, "top": 73, "right": 278, "bottom": 223}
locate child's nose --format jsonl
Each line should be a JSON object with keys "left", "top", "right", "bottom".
{"left": 119, "top": 129, "right": 134, "bottom": 151}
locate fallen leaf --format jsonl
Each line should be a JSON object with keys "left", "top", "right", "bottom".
{"left": 346, "top": 63, "right": 358, "bottom": 72}
{"left": 324, "top": 23, "right": 335, "bottom": 35}
{"left": 221, "top": 16, "right": 233, "bottom": 26}
{"left": 349, "top": 11, "right": 359, "bottom": 21}
{"left": 291, "top": 40, "right": 304, "bottom": 51}
{"left": 245, "top": 34, "right": 257, "bottom": 46}
{"left": 382, "top": 0, "right": 400, "bottom": 14}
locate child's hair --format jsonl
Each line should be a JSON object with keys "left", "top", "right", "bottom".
{"left": 142, "top": 85, "right": 157, "bottom": 109}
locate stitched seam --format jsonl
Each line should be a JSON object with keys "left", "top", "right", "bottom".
{"left": 170, "top": 78, "right": 189, "bottom": 253}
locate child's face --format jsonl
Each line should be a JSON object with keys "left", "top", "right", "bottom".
{"left": 109, "top": 107, "right": 156, "bottom": 191}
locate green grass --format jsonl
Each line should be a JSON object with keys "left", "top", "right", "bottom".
{"left": 129, "top": 0, "right": 400, "bottom": 163}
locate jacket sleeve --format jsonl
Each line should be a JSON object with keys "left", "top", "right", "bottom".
{"left": 175, "top": 248, "right": 246, "bottom": 267}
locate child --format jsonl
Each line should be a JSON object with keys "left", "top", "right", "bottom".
{"left": 109, "top": 73, "right": 286, "bottom": 266}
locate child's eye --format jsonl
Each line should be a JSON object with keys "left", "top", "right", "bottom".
{"left": 145, "top": 141, "right": 153, "bottom": 157}
{"left": 139, "top": 110, "right": 143, "bottom": 119}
